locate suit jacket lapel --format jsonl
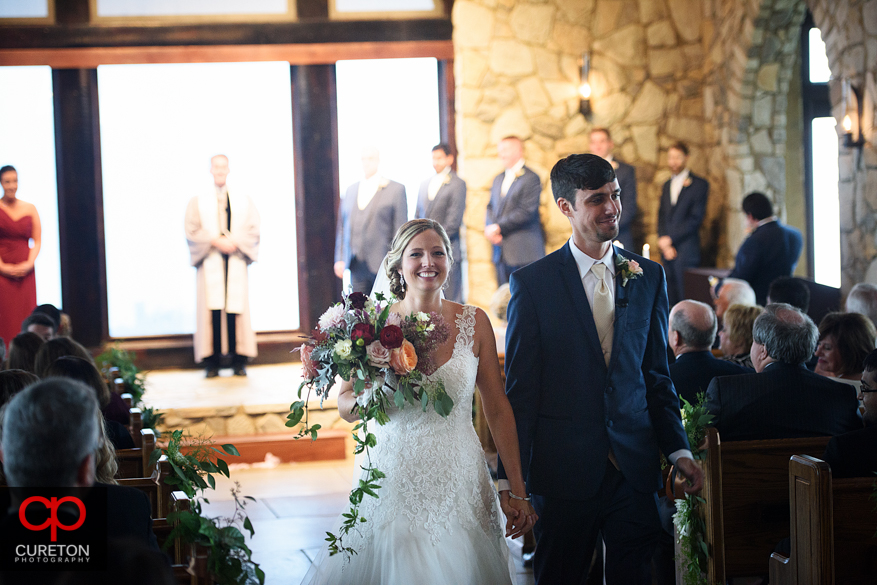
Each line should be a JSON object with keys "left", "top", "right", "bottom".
{"left": 608, "top": 245, "right": 631, "bottom": 372}
{"left": 495, "top": 171, "right": 520, "bottom": 218}
{"left": 559, "top": 243, "right": 604, "bottom": 367}
{"left": 425, "top": 181, "right": 443, "bottom": 217}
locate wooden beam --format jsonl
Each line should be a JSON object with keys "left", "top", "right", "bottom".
{"left": 292, "top": 64, "right": 342, "bottom": 331}
{"left": 53, "top": 68, "right": 109, "bottom": 348}
{"left": 0, "top": 40, "right": 454, "bottom": 68}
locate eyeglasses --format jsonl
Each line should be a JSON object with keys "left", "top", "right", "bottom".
{"left": 860, "top": 380, "right": 877, "bottom": 393}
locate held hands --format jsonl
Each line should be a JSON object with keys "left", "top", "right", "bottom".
{"left": 212, "top": 236, "right": 238, "bottom": 255}
{"left": 484, "top": 224, "right": 503, "bottom": 246}
{"left": 0, "top": 261, "right": 33, "bottom": 279}
{"left": 499, "top": 491, "right": 538, "bottom": 539}
{"left": 657, "top": 235, "right": 677, "bottom": 261}
{"left": 675, "top": 456, "right": 704, "bottom": 494}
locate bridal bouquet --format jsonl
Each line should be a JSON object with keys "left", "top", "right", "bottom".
{"left": 288, "top": 290, "right": 453, "bottom": 557}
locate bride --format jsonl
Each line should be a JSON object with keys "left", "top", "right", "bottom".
{"left": 302, "top": 219, "right": 536, "bottom": 584}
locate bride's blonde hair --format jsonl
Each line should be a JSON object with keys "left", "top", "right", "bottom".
{"left": 385, "top": 219, "right": 453, "bottom": 300}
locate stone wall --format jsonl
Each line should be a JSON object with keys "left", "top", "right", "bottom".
{"left": 452, "top": 0, "right": 877, "bottom": 306}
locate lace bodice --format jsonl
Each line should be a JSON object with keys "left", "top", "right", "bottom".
{"left": 345, "top": 305, "right": 501, "bottom": 551}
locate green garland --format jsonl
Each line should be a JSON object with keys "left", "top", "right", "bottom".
{"left": 673, "top": 392, "right": 714, "bottom": 585}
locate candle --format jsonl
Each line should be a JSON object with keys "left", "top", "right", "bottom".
{"left": 642, "top": 243, "right": 650, "bottom": 258}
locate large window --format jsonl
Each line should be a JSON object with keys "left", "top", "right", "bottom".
{"left": 97, "top": 62, "right": 299, "bottom": 338}
{"left": 336, "top": 58, "right": 441, "bottom": 221}
{"left": 0, "top": 66, "right": 62, "bottom": 308}
{"left": 802, "top": 23, "right": 840, "bottom": 288}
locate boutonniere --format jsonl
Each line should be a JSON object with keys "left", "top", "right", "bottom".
{"left": 378, "top": 177, "right": 390, "bottom": 189}
{"left": 514, "top": 168, "right": 525, "bottom": 179}
{"left": 441, "top": 174, "right": 451, "bottom": 185}
{"left": 683, "top": 178, "right": 692, "bottom": 188}
{"left": 611, "top": 160, "right": 620, "bottom": 170}
{"left": 615, "top": 254, "right": 644, "bottom": 287}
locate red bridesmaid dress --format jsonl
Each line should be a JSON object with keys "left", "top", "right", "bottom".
{"left": 0, "top": 206, "right": 37, "bottom": 348}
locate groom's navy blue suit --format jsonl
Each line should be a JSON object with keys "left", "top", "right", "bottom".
{"left": 498, "top": 242, "right": 691, "bottom": 584}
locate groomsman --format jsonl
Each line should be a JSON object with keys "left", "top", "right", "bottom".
{"left": 335, "top": 147, "right": 408, "bottom": 294}
{"left": 416, "top": 144, "right": 467, "bottom": 302}
{"left": 657, "top": 142, "right": 709, "bottom": 306}
{"left": 485, "top": 136, "right": 544, "bottom": 285}
{"left": 590, "top": 128, "right": 638, "bottom": 250}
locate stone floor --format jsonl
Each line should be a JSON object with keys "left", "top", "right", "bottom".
{"left": 201, "top": 448, "right": 535, "bottom": 585}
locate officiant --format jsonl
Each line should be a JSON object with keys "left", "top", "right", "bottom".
{"left": 184, "top": 154, "right": 260, "bottom": 378}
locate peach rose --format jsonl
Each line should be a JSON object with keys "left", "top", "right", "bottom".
{"left": 389, "top": 339, "right": 418, "bottom": 375}
{"left": 300, "top": 344, "right": 318, "bottom": 379}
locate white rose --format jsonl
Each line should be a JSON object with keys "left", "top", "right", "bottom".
{"left": 334, "top": 339, "right": 353, "bottom": 359}
{"left": 416, "top": 312, "right": 429, "bottom": 322}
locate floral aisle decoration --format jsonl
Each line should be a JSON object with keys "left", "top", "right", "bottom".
{"left": 672, "top": 392, "right": 714, "bottom": 585}
{"left": 289, "top": 291, "right": 453, "bottom": 558}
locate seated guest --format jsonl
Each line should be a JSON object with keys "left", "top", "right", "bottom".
{"left": 845, "top": 282, "right": 877, "bottom": 328}
{"left": 823, "top": 349, "right": 877, "bottom": 478}
{"left": 30, "top": 303, "right": 61, "bottom": 330}
{"left": 723, "top": 192, "right": 802, "bottom": 306}
{"left": 44, "top": 356, "right": 135, "bottom": 450}
{"left": 19, "top": 311, "right": 55, "bottom": 341}
{"left": 706, "top": 303, "right": 862, "bottom": 441}
{"left": 0, "top": 380, "right": 162, "bottom": 568}
{"left": 669, "top": 300, "right": 751, "bottom": 405}
{"left": 33, "top": 336, "right": 92, "bottom": 378}
{"left": 713, "top": 277, "right": 756, "bottom": 321}
{"left": 814, "top": 312, "right": 876, "bottom": 388}
{"left": 6, "top": 331, "right": 44, "bottom": 374}
{"left": 0, "top": 369, "right": 39, "bottom": 405}
{"left": 718, "top": 304, "right": 763, "bottom": 369}
{"left": 767, "top": 275, "right": 810, "bottom": 312}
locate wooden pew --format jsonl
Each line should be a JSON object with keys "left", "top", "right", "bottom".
{"left": 117, "top": 454, "right": 173, "bottom": 519}
{"left": 701, "top": 427, "right": 832, "bottom": 581}
{"left": 129, "top": 407, "right": 143, "bottom": 448}
{"left": 769, "top": 455, "right": 877, "bottom": 585}
{"left": 121, "top": 392, "right": 133, "bottom": 409}
{"left": 116, "top": 428, "right": 156, "bottom": 479}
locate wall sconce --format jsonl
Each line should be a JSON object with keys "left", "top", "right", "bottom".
{"left": 842, "top": 79, "right": 864, "bottom": 149}
{"left": 578, "top": 52, "right": 592, "bottom": 118}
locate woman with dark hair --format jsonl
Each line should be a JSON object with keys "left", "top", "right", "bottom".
{"left": 0, "top": 369, "right": 39, "bottom": 406}
{"left": 44, "top": 356, "right": 135, "bottom": 451}
{"left": 6, "top": 331, "right": 44, "bottom": 374}
{"left": 815, "top": 312, "right": 877, "bottom": 388}
{"left": 0, "top": 165, "right": 42, "bottom": 349}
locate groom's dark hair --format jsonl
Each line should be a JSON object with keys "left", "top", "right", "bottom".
{"left": 550, "top": 154, "right": 616, "bottom": 209}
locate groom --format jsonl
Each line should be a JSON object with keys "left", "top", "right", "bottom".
{"left": 497, "top": 154, "right": 702, "bottom": 584}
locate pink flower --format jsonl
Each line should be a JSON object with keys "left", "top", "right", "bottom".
{"left": 299, "top": 344, "right": 318, "bottom": 379}
{"left": 366, "top": 340, "right": 391, "bottom": 367}
{"left": 386, "top": 312, "right": 403, "bottom": 327}
{"left": 627, "top": 260, "right": 643, "bottom": 275}
{"left": 318, "top": 304, "right": 346, "bottom": 329}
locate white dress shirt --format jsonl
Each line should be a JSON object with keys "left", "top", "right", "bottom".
{"left": 500, "top": 158, "right": 525, "bottom": 197}
{"left": 428, "top": 166, "right": 451, "bottom": 201}
{"left": 357, "top": 174, "right": 382, "bottom": 210}
{"left": 669, "top": 168, "right": 690, "bottom": 206}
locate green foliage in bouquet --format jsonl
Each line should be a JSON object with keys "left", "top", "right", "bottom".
{"left": 673, "top": 393, "right": 715, "bottom": 585}
{"left": 152, "top": 430, "right": 264, "bottom": 585}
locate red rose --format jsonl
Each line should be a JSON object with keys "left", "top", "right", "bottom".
{"left": 351, "top": 322, "right": 375, "bottom": 346}
{"left": 379, "top": 324, "right": 404, "bottom": 349}
{"left": 348, "top": 292, "right": 368, "bottom": 310}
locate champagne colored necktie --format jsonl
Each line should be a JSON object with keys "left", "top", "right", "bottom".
{"left": 590, "top": 263, "right": 614, "bottom": 367}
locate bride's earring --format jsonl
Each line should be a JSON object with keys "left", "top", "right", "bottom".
{"left": 400, "top": 273, "right": 406, "bottom": 291}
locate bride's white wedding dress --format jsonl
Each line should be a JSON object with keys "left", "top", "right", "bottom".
{"left": 301, "top": 305, "right": 516, "bottom": 585}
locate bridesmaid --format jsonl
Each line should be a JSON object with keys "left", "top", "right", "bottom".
{"left": 0, "top": 165, "right": 41, "bottom": 351}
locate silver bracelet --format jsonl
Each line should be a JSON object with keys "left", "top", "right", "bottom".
{"left": 508, "top": 492, "right": 531, "bottom": 502}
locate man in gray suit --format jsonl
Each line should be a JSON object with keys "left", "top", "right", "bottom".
{"left": 590, "top": 128, "right": 638, "bottom": 251}
{"left": 485, "top": 136, "right": 544, "bottom": 285}
{"left": 334, "top": 147, "right": 408, "bottom": 293}
{"left": 416, "top": 143, "right": 466, "bottom": 302}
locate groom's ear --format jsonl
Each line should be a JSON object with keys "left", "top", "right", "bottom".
{"left": 556, "top": 197, "right": 573, "bottom": 218}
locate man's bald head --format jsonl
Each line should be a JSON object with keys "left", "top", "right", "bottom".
{"left": 669, "top": 300, "right": 718, "bottom": 354}
{"left": 715, "top": 278, "right": 756, "bottom": 319}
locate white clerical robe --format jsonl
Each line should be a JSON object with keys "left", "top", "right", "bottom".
{"left": 184, "top": 186, "right": 260, "bottom": 363}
